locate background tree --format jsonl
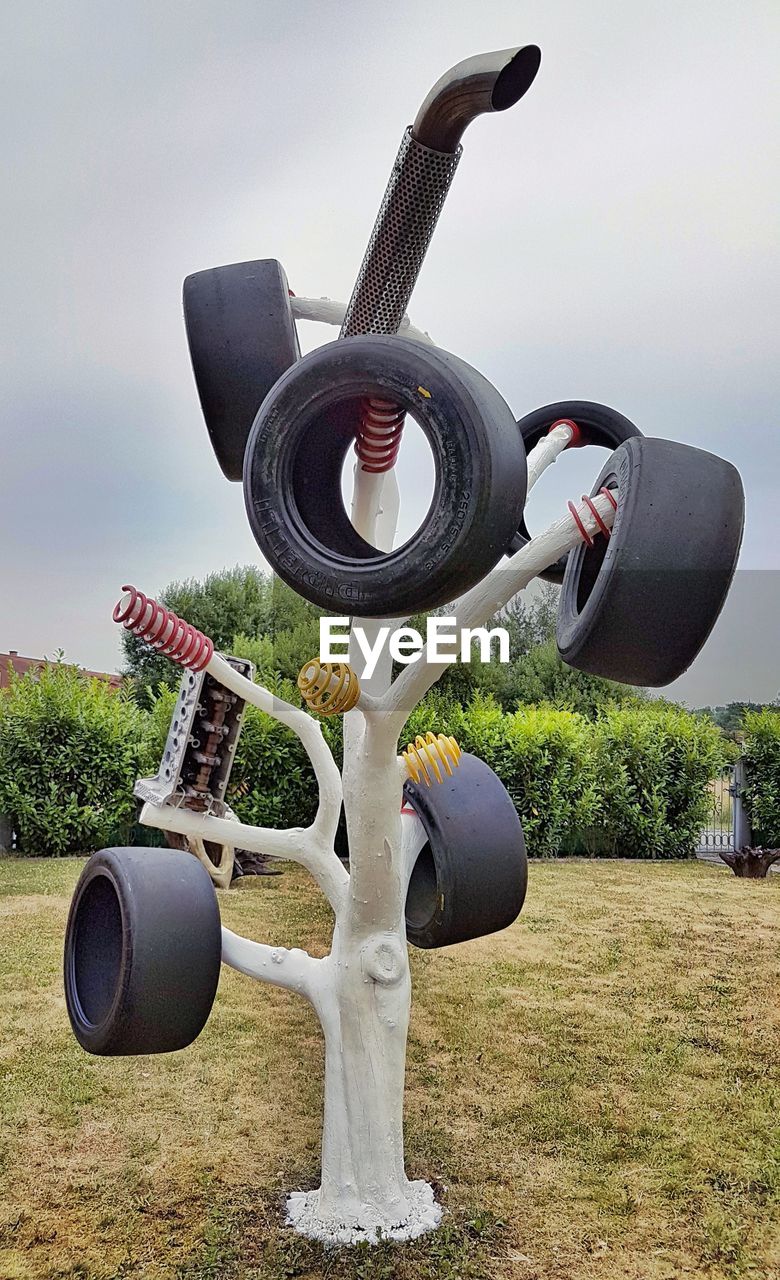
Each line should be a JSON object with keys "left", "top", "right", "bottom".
{"left": 415, "top": 584, "right": 642, "bottom": 713}
{"left": 693, "top": 701, "right": 776, "bottom": 739}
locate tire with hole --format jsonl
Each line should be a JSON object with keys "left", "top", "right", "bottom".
{"left": 404, "top": 753, "right": 527, "bottom": 949}
{"left": 183, "top": 259, "right": 299, "bottom": 480}
{"left": 509, "top": 400, "right": 643, "bottom": 583}
{"left": 556, "top": 436, "right": 744, "bottom": 686}
{"left": 243, "top": 335, "right": 528, "bottom": 616}
{"left": 64, "top": 847, "right": 222, "bottom": 1056}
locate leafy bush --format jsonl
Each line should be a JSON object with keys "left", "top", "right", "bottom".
{"left": 499, "top": 704, "right": 596, "bottom": 858}
{"left": 0, "top": 663, "right": 149, "bottom": 855}
{"left": 227, "top": 704, "right": 320, "bottom": 829}
{"left": 405, "top": 695, "right": 721, "bottom": 859}
{"left": 403, "top": 695, "right": 595, "bottom": 858}
{"left": 742, "top": 709, "right": 780, "bottom": 845}
{"left": 225, "top": 673, "right": 343, "bottom": 831}
{"left": 587, "top": 702, "right": 724, "bottom": 858}
{"left": 509, "top": 639, "right": 641, "bottom": 717}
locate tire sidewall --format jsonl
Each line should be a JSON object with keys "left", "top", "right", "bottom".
{"left": 556, "top": 436, "right": 745, "bottom": 685}
{"left": 404, "top": 754, "right": 528, "bottom": 948}
{"left": 64, "top": 847, "right": 222, "bottom": 1056}
{"left": 64, "top": 851, "right": 134, "bottom": 1055}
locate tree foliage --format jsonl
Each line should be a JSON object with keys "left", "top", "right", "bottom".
{"left": 692, "top": 701, "right": 777, "bottom": 738}
{"left": 122, "top": 567, "right": 323, "bottom": 702}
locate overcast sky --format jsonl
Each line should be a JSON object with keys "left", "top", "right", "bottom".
{"left": 1, "top": 0, "right": 778, "bottom": 704}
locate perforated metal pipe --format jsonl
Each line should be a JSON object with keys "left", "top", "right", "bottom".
{"left": 340, "top": 45, "right": 541, "bottom": 339}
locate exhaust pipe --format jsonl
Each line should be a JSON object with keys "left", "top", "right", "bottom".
{"left": 340, "top": 45, "right": 541, "bottom": 338}
{"left": 413, "top": 45, "right": 542, "bottom": 152}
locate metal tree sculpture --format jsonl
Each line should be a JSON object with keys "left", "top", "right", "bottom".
{"left": 64, "top": 42, "right": 744, "bottom": 1247}
{"left": 116, "top": 482, "right": 616, "bottom": 1244}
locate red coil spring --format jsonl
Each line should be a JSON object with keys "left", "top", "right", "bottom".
{"left": 355, "top": 397, "right": 405, "bottom": 473}
{"left": 567, "top": 487, "right": 618, "bottom": 547}
{"left": 113, "top": 586, "right": 214, "bottom": 672}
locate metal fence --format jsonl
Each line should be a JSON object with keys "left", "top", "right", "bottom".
{"left": 696, "top": 759, "right": 750, "bottom": 856}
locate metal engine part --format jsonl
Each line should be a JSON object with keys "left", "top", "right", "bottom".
{"left": 135, "top": 655, "right": 254, "bottom": 817}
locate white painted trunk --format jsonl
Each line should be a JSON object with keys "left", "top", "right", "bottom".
{"left": 315, "top": 933, "right": 412, "bottom": 1229}
{"left": 291, "top": 693, "right": 433, "bottom": 1240}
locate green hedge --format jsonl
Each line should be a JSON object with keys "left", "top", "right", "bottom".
{"left": 584, "top": 702, "right": 724, "bottom": 858}
{"left": 0, "top": 662, "right": 151, "bottom": 855}
{"left": 742, "top": 709, "right": 780, "bottom": 846}
{"left": 400, "top": 695, "right": 722, "bottom": 859}
{"left": 0, "top": 662, "right": 724, "bottom": 859}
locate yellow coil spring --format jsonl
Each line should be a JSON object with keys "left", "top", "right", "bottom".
{"left": 402, "top": 732, "right": 462, "bottom": 786}
{"left": 297, "top": 659, "right": 361, "bottom": 716}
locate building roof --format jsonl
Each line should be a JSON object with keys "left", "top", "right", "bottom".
{"left": 0, "top": 651, "right": 124, "bottom": 691}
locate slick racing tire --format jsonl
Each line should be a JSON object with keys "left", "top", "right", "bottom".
{"left": 556, "top": 436, "right": 744, "bottom": 686}
{"left": 183, "top": 259, "right": 299, "bottom": 480}
{"left": 64, "top": 847, "right": 222, "bottom": 1056}
{"left": 404, "top": 753, "right": 528, "bottom": 949}
{"left": 243, "top": 335, "right": 528, "bottom": 616}
{"left": 509, "top": 400, "right": 643, "bottom": 583}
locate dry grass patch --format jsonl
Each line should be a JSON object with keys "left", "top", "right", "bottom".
{"left": 0, "top": 856, "right": 778, "bottom": 1279}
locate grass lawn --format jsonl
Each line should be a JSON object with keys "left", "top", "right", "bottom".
{"left": 0, "top": 857, "right": 778, "bottom": 1280}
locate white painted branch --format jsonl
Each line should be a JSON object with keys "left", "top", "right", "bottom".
{"left": 198, "top": 654, "right": 346, "bottom": 907}
{"left": 206, "top": 653, "right": 343, "bottom": 849}
{"left": 384, "top": 491, "right": 617, "bottom": 730}
{"left": 140, "top": 801, "right": 348, "bottom": 911}
{"left": 290, "top": 295, "right": 434, "bottom": 346}
{"left": 221, "top": 927, "right": 324, "bottom": 999}
{"left": 526, "top": 422, "right": 573, "bottom": 491}
{"left": 350, "top": 466, "right": 400, "bottom": 554}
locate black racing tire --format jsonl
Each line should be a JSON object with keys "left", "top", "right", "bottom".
{"left": 64, "top": 847, "right": 222, "bottom": 1056}
{"left": 183, "top": 259, "right": 299, "bottom": 481}
{"left": 243, "top": 336, "right": 528, "bottom": 616}
{"left": 556, "top": 436, "right": 744, "bottom": 686}
{"left": 404, "top": 754, "right": 528, "bottom": 949}
{"left": 509, "top": 400, "right": 643, "bottom": 583}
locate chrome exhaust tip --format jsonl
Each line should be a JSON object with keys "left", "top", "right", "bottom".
{"left": 413, "top": 45, "right": 542, "bottom": 152}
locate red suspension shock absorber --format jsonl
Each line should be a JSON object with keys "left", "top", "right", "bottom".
{"left": 113, "top": 586, "right": 214, "bottom": 671}
{"left": 355, "top": 397, "right": 406, "bottom": 473}
{"left": 567, "top": 488, "right": 618, "bottom": 547}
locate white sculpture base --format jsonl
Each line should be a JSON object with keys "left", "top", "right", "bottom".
{"left": 286, "top": 1179, "right": 442, "bottom": 1245}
